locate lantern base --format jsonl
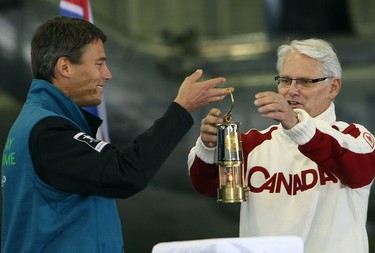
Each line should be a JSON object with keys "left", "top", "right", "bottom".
{"left": 217, "top": 185, "right": 249, "bottom": 203}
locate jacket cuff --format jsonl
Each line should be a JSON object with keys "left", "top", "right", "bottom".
{"left": 283, "top": 109, "right": 316, "bottom": 145}
{"left": 194, "top": 136, "right": 216, "bottom": 164}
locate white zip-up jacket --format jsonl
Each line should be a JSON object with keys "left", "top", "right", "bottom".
{"left": 188, "top": 103, "right": 375, "bottom": 253}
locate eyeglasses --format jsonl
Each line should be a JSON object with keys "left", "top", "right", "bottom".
{"left": 274, "top": 76, "right": 330, "bottom": 88}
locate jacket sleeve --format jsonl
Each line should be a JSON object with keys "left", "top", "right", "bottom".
{"left": 31, "top": 102, "right": 193, "bottom": 198}
{"left": 284, "top": 109, "right": 375, "bottom": 188}
{"left": 187, "top": 137, "right": 219, "bottom": 197}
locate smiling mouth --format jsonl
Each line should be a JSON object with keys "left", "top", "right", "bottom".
{"left": 288, "top": 101, "right": 302, "bottom": 107}
{"left": 96, "top": 86, "right": 104, "bottom": 96}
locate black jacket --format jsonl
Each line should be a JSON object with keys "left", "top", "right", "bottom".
{"left": 30, "top": 102, "right": 193, "bottom": 198}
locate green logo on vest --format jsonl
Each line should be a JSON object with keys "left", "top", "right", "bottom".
{"left": 2, "top": 137, "right": 16, "bottom": 167}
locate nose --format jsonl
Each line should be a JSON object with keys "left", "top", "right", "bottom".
{"left": 288, "top": 80, "right": 300, "bottom": 95}
{"left": 103, "top": 65, "right": 112, "bottom": 81}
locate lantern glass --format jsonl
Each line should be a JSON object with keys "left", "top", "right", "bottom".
{"left": 219, "top": 162, "right": 242, "bottom": 187}
{"left": 215, "top": 90, "right": 249, "bottom": 203}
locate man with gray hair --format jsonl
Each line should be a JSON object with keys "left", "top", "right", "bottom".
{"left": 188, "top": 38, "right": 375, "bottom": 253}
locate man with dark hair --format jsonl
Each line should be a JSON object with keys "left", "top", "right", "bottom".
{"left": 1, "top": 16, "right": 232, "bottom": 252}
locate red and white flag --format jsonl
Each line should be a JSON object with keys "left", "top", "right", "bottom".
{"left": 59, "top": 0, "right": 111, "bottom": 142}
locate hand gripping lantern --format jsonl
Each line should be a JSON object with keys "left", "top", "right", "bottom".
{"left": 216, "top": 90, "right": 249, "bottom": 203}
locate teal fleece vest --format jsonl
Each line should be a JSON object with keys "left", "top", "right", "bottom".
{"left": 1, "top": 79, "right": 124, "bottom": 253}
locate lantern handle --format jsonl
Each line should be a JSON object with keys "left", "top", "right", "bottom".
{"left": 223, "top": 88, "right": 234, "bottom": 123}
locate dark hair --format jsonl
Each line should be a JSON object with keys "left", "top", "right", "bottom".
{"left": 31, "top": 16, "right": 107, "bottom": 82}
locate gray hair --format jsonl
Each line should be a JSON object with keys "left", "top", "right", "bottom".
{"left": 276, "top": 38, "right": 342, "bottom": 78}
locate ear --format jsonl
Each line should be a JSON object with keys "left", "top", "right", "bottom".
{"left": 55, "top": 57, "right": 71, "bottom": 78}
{"left": 328, "top": 77, "right": 341, "bottom": 100}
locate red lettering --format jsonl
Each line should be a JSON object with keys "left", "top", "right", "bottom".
{"left": 248, "top": 166, "right": 338, "bottom": 196}
{"left": 293, "top": 174, "right": 303, "bottom": 195}
{"left": 249, "top": 166, "right": 269, "bottom": 193}
{"left": 318, "top": 168, "right": 338, "bottom": 185}
{"left": 262, "top": 174, "right": 277, "bottom": 193}
{"left": 301, "top": 169, "right": 318, "bottom": 191}
{"left": 275, "top": 173, "right": 292, "bottom": 195}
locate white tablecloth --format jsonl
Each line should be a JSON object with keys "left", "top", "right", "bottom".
{"left": 152, "top": 236, "right": 304, "bottom": 253}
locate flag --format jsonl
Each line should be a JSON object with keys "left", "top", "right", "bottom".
{"left": 59, "top": 0, "right": 93, "bottom": 22}
{"left": 59, "top": 0, "right": 111, "bottom": 142}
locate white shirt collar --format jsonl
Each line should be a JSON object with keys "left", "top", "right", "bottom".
{"left": 315, "top": 102, "right": 336, "bottom": 124}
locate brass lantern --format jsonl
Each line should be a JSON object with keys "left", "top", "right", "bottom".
{"left": 216, "top": 90, "right": 249, "bottom": 203}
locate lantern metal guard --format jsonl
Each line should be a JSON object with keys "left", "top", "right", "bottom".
{"left": 216, "top": 89, "right": 249, "bottom": 203}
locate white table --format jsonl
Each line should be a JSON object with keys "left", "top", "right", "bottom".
{"left": 152, "top": 236, "right": 304, "bottom": 253}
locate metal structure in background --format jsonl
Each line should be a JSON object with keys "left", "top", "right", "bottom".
{"left": 0, "top": 0, "right": 23, "bottom": 9}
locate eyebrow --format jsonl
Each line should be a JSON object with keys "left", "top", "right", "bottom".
{"left": 96, "top": 57, "right": 107, "bottom": 62}
{"left": 280, "top": 75, "right": 314, "bottom": 79}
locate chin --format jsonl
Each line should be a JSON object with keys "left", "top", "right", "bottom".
{"left": 90, "top": 101, "right": 102, "bottom": 107}
{"left": 78, "top": 100, "right": 102, "bottom": 107}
